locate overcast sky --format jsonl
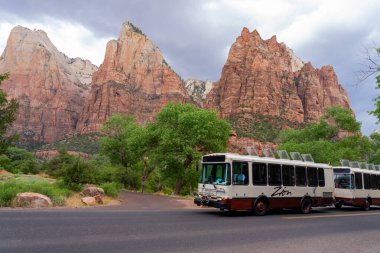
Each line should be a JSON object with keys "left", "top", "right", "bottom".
{"left": 0, "top": 0, "right": 379, "bottom": 135}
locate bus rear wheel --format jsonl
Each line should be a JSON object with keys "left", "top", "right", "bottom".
{"left": 363, "top": 200, "right": 371, "bottom": 211}
{"left": 300, "top": 198, "right": 312, "bottom": 214}
{"left": 253, "top": 199, "right": 268, "bottom": 216}
{"left": 334, "top": 202, "right": 342, "bottom": 209}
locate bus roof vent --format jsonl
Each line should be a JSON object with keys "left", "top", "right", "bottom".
{"left": 301, "top": 154, "right": 314, "bottom": 163}
{"left": 375, "top": 165, "right": 380, "bottom": 171}
{"left": 340, "top": 160, "right": 350, "bottom": 167}
{"left": 367, "top": 164, "right": 374, "bottom": 170}
{"left": 349, "top": 161, "right": 360, "bottom": 168}
{"left": 277, "top": 150, "right": 290, "bottom": 160}
{"left": 245, "top": 146, "right": 259, "bottom": 156}
{"left": 359, "top": 162, "right": 368, "bottom": 170}
{"left": 290, "top": 152, "right": 303, "bottom": 161}
{"left": 263, "top": 147, "right": 275, "bottom": 158}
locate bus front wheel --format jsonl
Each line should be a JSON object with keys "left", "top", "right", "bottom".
{"left": 253, "top": 199, "right": 268, "bottom": 216}
{"left": 300, "top": 198, "right": 312, "bottom": 214}
{"left": 363, "top": 200, "right": 371, "bottom": 211}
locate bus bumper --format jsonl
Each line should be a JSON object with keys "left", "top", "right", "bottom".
{"left": 194, "top": 197, "right": 230, "bottom": 210}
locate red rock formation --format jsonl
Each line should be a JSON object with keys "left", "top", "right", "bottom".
{"left": 295, "top": 63, "right": 350, "bottom": 122}
{"left": 0, "top": 26, "right": 97, "bottom": 147}
{"left": 77, "top": 22, "right": 190, "bottom": 133}
{"left": 206, "top": 27, "right": 351, "bottom": 126}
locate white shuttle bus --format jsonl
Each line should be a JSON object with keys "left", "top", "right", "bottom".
{"left": 333, "top": 161, "right": 380, "bottom": 210}
{"left": 194, "top": 151, "right": 334, "bottom": 215}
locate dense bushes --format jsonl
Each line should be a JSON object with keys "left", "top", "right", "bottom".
{"left": 1, "top": 147, "right": 41, "bottom": 174}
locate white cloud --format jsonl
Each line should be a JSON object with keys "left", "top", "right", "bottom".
{"left": 0, "top": 16, "right": 112, "bottom": 66}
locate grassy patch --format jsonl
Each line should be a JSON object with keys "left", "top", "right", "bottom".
{"left": 0, "top": 177, "right": 72, "bottom": 207}
{"left": 100, "top": 182, "right": 121, "bottom": 197}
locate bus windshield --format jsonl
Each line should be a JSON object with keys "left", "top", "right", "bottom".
{"left": 334, "top": 174, "right": 354, "bottom": 189}
{"left": 201, "top": 163, "right": 231, "bottom": 185}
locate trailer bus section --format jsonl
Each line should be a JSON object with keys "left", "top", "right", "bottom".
{"left": 333, "top": 167, "right": 380, "bottom": 210}
{"left": 194, "top": 153, "right": 334, "bottom": 215}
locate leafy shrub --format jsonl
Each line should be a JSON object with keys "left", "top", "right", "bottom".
{"left": 4, "top": 147, "right": 41, "bottom": 174}
{"left": 95, "top": 166, "right": 123, "bottom": 184}
{"left": 100, "top": 182, "right": 121, "bottom": 197}
{"left": 42, "top": 150, "right": 76, "bottom": 177}
{"left": 62, "top": 157, "right": 95, "bottom": 191}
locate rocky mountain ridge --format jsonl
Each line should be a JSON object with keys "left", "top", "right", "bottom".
{"left": 0, "top": 23, "right": 352, "bottom": 150}
{"left": 205, "top": 27, "right": 350, "bottom": 135}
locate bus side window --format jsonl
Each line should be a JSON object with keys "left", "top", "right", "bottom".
{"left": 364, "top": 174, "right": 371, "bottom": 189}
{"left": 268, "top": 164, "right": 281, "bottom": 186}
{"left": 282, "top": 165, "right": 295, "bottom": 186}
{"left": 354, "top": 172, "right": 363, "bottom": 189}
{"left": 318, "top": 168, "right": 325, "bottom": 187}
{"left": 232, "top": 161, "right": 249, "bottom": 185}
{"left": 295, "top": 166, "right": 307, "bottom": 186}
{"left": 252, "top": 162, "right": 267, "bottom": 185}
{"left": 371, "top": 174, "right": 377, "bottom": 190}
{"left": 307, "top": 167, "right": 318, "bottom": 187}
{"left": 377, "top": 175, "right": 380, "bottom": 190}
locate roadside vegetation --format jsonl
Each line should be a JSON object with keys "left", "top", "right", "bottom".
{"left": 0, "top": 47, "right": 379, "bottom": 206}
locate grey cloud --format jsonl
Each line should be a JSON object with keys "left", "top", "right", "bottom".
{"left": 1, "top": 0, "right": 379, "bottom": 134}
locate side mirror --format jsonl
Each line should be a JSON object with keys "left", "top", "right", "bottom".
{"left": 196, "top": 161, "right": 200, "bottom": 172}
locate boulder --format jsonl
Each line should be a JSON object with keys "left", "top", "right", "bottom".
{"left": 14, "top": 192, "right": 53, "bottom": 208}
{"left": 80, "top": 186, "right": 105, "bottom": 197}
{"left": 81, "top": 196, "right": 97, "bottom": 206}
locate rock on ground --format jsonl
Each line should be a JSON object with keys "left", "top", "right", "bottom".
{"left": 80, "top": 186, "right": 105, "bottom": 197}
{"left": 14, "top": 192, "right": 53, "bottom": 208}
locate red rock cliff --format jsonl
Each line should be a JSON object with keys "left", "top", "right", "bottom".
{"left": 0, "top": 26, "right": 98, "bottom": 147}
{"left": 205, "top": 27, "right": 350, "bottom": 125}
{"left": 77, "top": 22, "right": 190, "bottom": 133}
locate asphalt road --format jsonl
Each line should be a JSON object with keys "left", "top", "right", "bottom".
{"left": 1, "top": 193, "right": 380, "bottom": 253}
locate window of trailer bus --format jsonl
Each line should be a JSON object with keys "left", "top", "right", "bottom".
{"left": 307, "top": 167, "right": 318, "bottom": 187}
{"left": 201, "top": 163, "right": 231, "bottom": 185}
{"left": 370, "top": 174, "right": 377, "bottom": 189}
{"left": 252, "top": 162, "right": 267, "bottom": 185}
{"left": 318, "top": 168, "right": 325, "bottom": 187}
{"left": 364, "top": 174, "right": 371, "bottom": 189}
{"left": 268, "top": 164, "right": 281, "bottom": 186}
{"left": 355, "top": 172, "right": 363, "bottom": 189}
{"left": 295, "top": 166, "right": 307, "bottom": 186}
{"left": 232, "top": 161, "right": 249, "bottom": 185}
{"left": 282, "top": 165, "right": 295, "bottom": 186}
{"left": 334, "top": 173, "right": 354, "bottom": 189}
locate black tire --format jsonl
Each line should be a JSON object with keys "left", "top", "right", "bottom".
{"left": 300, "top": 198, "right": 312, "bottom": 214}
{"left": 363, "top": 200, "right": 371, "bottom": 211}
{"left": 334, "top": 202, "right": 342, "bottom": 209}
{"left": 253, "top": 199, "right": 268, "bottom": 216}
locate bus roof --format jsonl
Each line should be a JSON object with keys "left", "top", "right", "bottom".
{"left": 203, "top": 153, "right": 331, "bottom": 168}
{"left": 333, "top": 166, "right": 380, "bottom": 175}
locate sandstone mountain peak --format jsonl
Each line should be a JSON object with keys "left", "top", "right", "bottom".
{"left": 206, "top": 26, "right": 351, "bottom": 140}
{"left": 77, "top": 22, "right": 190, "bottom": 133}
{"left": 0, "top": 25, "right": 98, "bottom": 147}
{"left": 121, "top": 21, "right": 145, "bottom": 36}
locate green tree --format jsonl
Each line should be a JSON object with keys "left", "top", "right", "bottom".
{"left": 0, "top": 73, "right": 19, "bottom": 154}
{"left": 364, "top": 47, "right": 380, "bottom": 121}
{"left": 100, "top": 115, "right": 145, "bottom": 187}
{"left": 279, "top": 106, "right": 371, "bottom": 165}
{"left": 148, "top": 103, "right": 231, "bottom": 194}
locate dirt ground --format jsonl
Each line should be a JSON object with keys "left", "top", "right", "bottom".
{"left": 116, "top": 191, "right": 196, "bottom": 210}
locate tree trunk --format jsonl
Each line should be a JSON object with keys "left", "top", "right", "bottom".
{"left": 174, "top": 180, "right": 186, "bottom": 195}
